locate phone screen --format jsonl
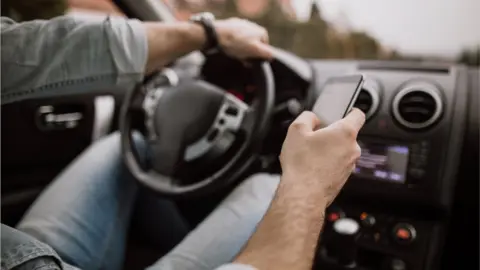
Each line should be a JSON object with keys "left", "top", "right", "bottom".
{"left": 312, "top": 75, "right": 364, "bottom": 126}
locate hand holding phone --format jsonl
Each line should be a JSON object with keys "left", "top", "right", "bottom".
{"left": 312, "top": 75, "right": 364, "bottom": 127}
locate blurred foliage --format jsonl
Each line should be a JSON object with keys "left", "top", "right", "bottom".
{"left": 458, "top": 46, "right": 480, "bottom": 67}
{"left": 204, "top": 0, "right": 393, "bottom": 60}
{"left": 180, "top": 0, "right": 480, "bottom": 64}
{"left": 1, "top": 0, "right": 67, "bottom": 21}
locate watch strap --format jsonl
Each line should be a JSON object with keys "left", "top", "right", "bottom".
{"left": 190, "top": 13, "right": 220, "bottom": 54}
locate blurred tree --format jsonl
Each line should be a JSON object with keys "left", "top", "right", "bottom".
{"left": 217, "top": 0, "right": 240, "bottom": 18}
{"left": 253, "top": 0, "right": 297, "bottom": 50}
{"left": 291, "top": 2, "right": 329, "bottom": 58}
{"left": 348, "top": 31, "right": 380, "bottom": 59}
{"left": 388, "top": 50, "right": 402, "bottom": 60}
{"left": 458, "top": 46, "right": 480, "bottom": 66}
{"left": 173, "top": 0, "right": 405, "bottom": 61}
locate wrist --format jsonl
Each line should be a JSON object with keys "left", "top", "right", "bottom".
{"left": 280, "top": 171, "right": 330, "bottom": 208}
{"left": 144, "top": 21, "right": 206, "bottom": 72}
{"left": 180, "top": 21, "right": 206, "bottom": 51}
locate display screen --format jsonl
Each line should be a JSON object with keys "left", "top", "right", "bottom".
{"left": 353, "top": 141, "right": 409, "bottom": 183}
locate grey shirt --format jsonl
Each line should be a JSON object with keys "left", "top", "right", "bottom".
{"left": 1, "top": 15, "right": 255, "bottom": 270}
{"left": 1, "top": 15, "right": 146, "bottom": 104}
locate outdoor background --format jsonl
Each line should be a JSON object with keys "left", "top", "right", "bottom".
{"left": 2, "top": 0, "right": 479, "bottom": 66}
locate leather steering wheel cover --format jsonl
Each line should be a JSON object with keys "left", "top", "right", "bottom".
{"left": 120, "top": 61, "right": 275, "bottom": 198}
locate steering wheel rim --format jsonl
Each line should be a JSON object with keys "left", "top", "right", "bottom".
{"left": 120, "top": 61, "right": 275, "bottom": 198}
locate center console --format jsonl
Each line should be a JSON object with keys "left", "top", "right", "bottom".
{"left": 311, "top": 62, "right": 469, "bottom": 270}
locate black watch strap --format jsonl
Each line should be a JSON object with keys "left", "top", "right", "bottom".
{"left": 190, "top": 13, "right": 220, "bottom": 54}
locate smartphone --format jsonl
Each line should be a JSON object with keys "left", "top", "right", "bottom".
{"left": 312, "top": 74, "right": 364, "bottom": 127}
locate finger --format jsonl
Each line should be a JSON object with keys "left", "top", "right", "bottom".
{"left": 333, "top": 108, "right": 365, "bottom": 135}
{"left": 261, "top": 34, "right": 269, "bottom": 44}
{"left": 290, "top": 111, "right": 321, "bottom": 133}
{"left": 250, "top": 41, "right": 274, "bottom": 60}
{"left": 260, "top": 29, "right": 269, "bottom": 44}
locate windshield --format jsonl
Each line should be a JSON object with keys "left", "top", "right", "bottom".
{"left": 164, "top": 0, "right": 480, "bottom": 66}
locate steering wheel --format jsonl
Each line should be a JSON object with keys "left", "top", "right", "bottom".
{"left": 120, "top": 61, "right": 275, "bottom": 198}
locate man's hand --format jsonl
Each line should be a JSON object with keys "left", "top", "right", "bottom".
{"left": 214, "top": 18, "right": 273, "bottom": 60}
{"left": 144, "top": 17, "right": 272, "bottom": 73}
{"left": 235, "top": 109, "right": 365, "bottom": 270}
{"left": 280, "top": 108, "right": 365, "bottom": 206}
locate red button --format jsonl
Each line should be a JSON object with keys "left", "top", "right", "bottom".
{"left": 396, "top": 228, "right": 411, "bottom": 240}
{"left": 328, "top": 212, "right": 340, "bottom": 222}
{"left": 392, "top": 223, "right": 417, "bottom": 244}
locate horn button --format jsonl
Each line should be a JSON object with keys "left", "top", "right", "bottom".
{"left": 150, "top": 81, "right": 226, "bottom": 147}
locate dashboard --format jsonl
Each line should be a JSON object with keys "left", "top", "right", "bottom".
{"left": 203, "top": 52, "right": 479, "bottom": 270}
{"left": 311, "top": 61, "right": 476, "bottom": 270}
{"left": 1, "top": 46, "right": 477, "bottom": 270}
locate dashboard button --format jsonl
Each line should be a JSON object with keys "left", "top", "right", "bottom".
{"left": 327, "top": 208, "right": 345, "bottom": 222}
{"left": 328, "top": 211, "right": 345, "bottom": 222}
{"left": 392, "top": 223, "right": 416, "bottom": 244}
{"left": 391, "top": 258, "right": 407, "bottom": 270}
{"left": 225, "top": 106, "right": 239, "bottom": 116}
{"left": 382, "top": 258, "right": 407, "bottom": 270}
{"left": 360, "top": 212, "right": 376, "bottom": 227}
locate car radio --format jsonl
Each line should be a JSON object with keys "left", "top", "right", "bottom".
{"left": 352, "top": 139, "right": 430, "bottom": 187}
{"left": 341, "top": 133, "right": 449, "bottom": 211}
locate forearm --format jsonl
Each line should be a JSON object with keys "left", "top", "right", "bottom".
{"left": 234, "top": 172, "right": 327, "bottom": 270}
{"left": 145, "top": 21, "right": 204, "bottom": 73}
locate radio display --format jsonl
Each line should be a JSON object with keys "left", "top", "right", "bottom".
{"left": 353, "top": 141, "right": 409, "bottom": 183}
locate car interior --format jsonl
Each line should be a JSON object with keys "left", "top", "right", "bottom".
{"left": 1, "top": 0, "right": 479, "bottom": 270}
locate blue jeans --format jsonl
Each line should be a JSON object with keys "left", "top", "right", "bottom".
{"left": 2, "top": 132, "right": 280, "bottom": 270}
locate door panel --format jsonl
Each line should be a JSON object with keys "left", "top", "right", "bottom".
{"left": 1, "top": 94, "right": 115, "bottom": 226}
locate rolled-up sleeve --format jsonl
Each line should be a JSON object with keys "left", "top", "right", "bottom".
{"left": 1, "top": 15, "right": 147, "bottom": 104}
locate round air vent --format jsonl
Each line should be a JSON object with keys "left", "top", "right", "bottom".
{"left": 354, "top": 81, "right": 380, "bottom": 120}
{"left": 392, "top": 83, "right": 443, "bottom": 130}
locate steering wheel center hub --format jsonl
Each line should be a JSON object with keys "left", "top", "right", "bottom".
{"left": 149, "top": 81, "right": 225, "bottom": 145}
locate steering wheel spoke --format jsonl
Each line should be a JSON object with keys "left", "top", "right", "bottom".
{"left": 221, "top": 93, "right": 250, "bottom": 132}
{"left": 183, "top": 93, "right": 249, "bottom": 161}
{"left": 239, "top": 107, "right": 256, "bottom": 136}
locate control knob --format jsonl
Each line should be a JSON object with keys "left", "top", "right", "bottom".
{"left": 329, "top": 218, "right": 360, "bottom": 267}
{"left": 392, "top": 223, "right": 416, "bottom": 245}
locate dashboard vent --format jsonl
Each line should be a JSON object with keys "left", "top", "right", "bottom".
{"left": 392, "top": 84, "right": 443, "bottom": 130}
{"left": 354, "top": 83, "right": 380, "bottom": 120}
{"left": 355, "top": 90, "right": 373, "bottom": 116}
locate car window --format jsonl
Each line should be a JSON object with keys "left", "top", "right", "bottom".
{"left": 163, "top": 0, "right": 479, "bottom": 67}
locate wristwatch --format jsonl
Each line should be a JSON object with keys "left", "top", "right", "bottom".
{"left": 189, "top": 12, "right": 220, "bottom": 54}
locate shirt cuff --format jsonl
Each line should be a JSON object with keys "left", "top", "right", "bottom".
{"left": 105, "top": 16, "right": 148, "bottom": 85}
